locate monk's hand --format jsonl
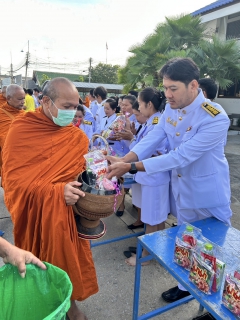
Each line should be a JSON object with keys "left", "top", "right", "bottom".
{"left": 2, "top": 243, "right": 46, "bottom": 278}
{"left": 107, "top": 162, "right": 130, "bottom": 179}
{"left": 64, "top": 181, "right": 85, "bottom": 206}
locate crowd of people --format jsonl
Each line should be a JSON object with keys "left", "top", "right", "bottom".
{"left": 0, "top": 57, "right": 232, "bottom": 319}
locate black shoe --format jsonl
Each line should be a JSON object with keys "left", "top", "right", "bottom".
{"left": 127, "top": 223, "right": 144, "bottom": 230}
{"left": 124, "top": 251, "right": 132, "bottom": 258}
{"left": 116, "top": 210, "right": 124, "bottom": 217}
{"left": 129, "top": 246, "right": 137, "bottom": 254}
{"left": 161, "top": 286, "right": 190, "bottom": 302}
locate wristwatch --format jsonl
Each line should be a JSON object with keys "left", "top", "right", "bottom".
{"left": 129, "top": 162, "right": 138, "bottom": 174}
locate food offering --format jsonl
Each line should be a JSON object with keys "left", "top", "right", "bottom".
{"left": 102, "top": 115, "right": 126, "bottom": 139}
{"left": 189, "top": 252, "right": 215, "bottom": 295}
{"left": 174, "top": 224, "right": 202, "bottom": 270}
{"left": 222, "top": 274, "right": 240, "bottom": 318}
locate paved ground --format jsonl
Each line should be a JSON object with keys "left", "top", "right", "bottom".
{"left": 0, "top": 131, "right": 240, "bottom": 320}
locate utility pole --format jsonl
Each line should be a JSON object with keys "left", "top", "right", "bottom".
{"left": 10, "top": 52, "right": 14, "bottom": 84}
{"left": 88, "top": 57, "right": 92, "bottom": 83}
{"left": 24, "top": 40, "right": 29, "bottom": 88}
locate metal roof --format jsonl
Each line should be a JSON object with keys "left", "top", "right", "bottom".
{"left": 192, "top": 0, "right": 237, "bottom": 16}
{"left": 73, "top": 82, "right": 123, "bottom": 91}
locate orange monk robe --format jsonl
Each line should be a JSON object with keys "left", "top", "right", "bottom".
{"left": 83, "top": 95, "right": 90, "bottom": 108}
{"left": 0, "top": 93, "right": 7, "bottom": 108}
{"left": 0, "top": 102, "right": 24, "bottom": 176}
{"left": 2, "top": 110, "right": 98, "bottom": 301}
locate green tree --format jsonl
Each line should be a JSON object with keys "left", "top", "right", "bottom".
{"left": 39, "top": 74, "right": 51, "bottom": 85}
{"left": 90, "top": 63, "right": 120, "bottom": 84}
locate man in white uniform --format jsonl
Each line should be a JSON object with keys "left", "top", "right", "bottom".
{"left": 94, "top": 86, "right": 108, "bottom": 133}
{"left": 107, "top": 57, "right": 232, "bottom": 302}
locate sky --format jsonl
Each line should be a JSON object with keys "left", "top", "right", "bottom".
{"left": 0, "top": 0, "right": 215, "bottom": 77}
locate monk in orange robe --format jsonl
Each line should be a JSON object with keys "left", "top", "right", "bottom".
{"left": 0, "top": 84, "right": 25, "bottom": 176}
{"left": 0, "top": 86, "right": 7, "bottom": 108}
{"left": 2, "top": 78, "right": 98, "bottom": 320}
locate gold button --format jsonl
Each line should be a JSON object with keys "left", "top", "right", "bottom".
{"left": 182, "top": 110, "right": 186, "bottom": 114}
{"left": 176, "top": 132, "right": 180, "bottom": 136}
{"left": 178, "top": 116, "right": 182, "bottom": 120}
{"left": 178, "top": 174, "right": 181, "bottom": 177}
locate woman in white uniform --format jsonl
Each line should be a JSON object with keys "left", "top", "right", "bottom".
{"left": 72, "top": 104, "right": 93, "bottom": 140}
{"left": 125, "top": 87, "right": 170, "bottom": 266}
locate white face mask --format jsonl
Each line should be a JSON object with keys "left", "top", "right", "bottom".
{"left": 49, "top": 99, "right": 76, "bottom": 126}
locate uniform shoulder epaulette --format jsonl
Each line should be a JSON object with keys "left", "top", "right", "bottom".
{"left": 201, "top": 102, "right": 221, "bottom": 117}
{"left": 152, "top": 116, "right": 159, "bottom": 124}
{"left": 116, "top": 113, "right": 122, "bottom": 116}
{"left": 83, "top": 120, "right": 92, "bottom": 125}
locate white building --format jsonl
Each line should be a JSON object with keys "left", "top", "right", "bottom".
{"left": 192, "top": 0, "right": 240, "bottom": 114}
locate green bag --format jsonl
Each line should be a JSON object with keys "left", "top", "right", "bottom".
{"left": 0, "top": 262, "right": 72, "bottom": 320}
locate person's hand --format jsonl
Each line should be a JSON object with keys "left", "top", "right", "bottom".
{"left": 106, "top": 155, "right": 124, "bottom": 165}
{"left": 114, "top": 129, "right": 134, "bottom": 141}
{"left": 130, "top": 122, "right": 137, "bottom": 135}
{"left": 107, "top": 135, "right": 118, "bottom": 141}
{"left": 2, "top": 241, "right": 46, "bottom": 278}
{"left": 125, "top": 117, "right": 131, "bottom": 130}
{"left": 107, "top": 162, "right": 130, "bottom": 179}
{"left": 64, "top": 181, "right": 85, "bottom": 205}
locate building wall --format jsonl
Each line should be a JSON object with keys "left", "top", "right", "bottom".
{"left": 215, "top": 98, "right": 240, "bottom": 115}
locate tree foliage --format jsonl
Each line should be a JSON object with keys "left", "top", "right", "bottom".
{"left": 119, "top": 14, "right": 240, "bottom": 90}
{"left": 40, "top": 74, "right": 51, "bottom": 85}
{"left": 90, "top": 63, "right": 120, "bottom": 84}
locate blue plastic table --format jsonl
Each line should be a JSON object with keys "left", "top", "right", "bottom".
{"left": 133, "top": 218, "right": 237, "bottom": 320}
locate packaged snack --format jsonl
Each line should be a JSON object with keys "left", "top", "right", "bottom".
{"left": 102, "top": 115, "right": 126, "bottom": 139}
{"left": 189, "top": 253, "right": 215, "bottom": 295}
{"left": 174, "top": 224, "right": 201, "bottom": 270}
{"left": 222, "top": 274, "right": 240, "bottom": 318}
{"left": 90, "top": 160, "right": 108, "bottom": 178}
{"left": 200, "top": 243, "right": 217, "bottom": 292}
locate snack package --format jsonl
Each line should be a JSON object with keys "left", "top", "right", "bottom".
{"left": 96, "top": 176, "right": 115, "bottom": 191}
{"left": 196, "top": 237, "right": 224, "bottom": 292}
{"left": 189, "top": 252, "right": 215, "bottom": 295}
{"left": 222, "top": 274, "right": 240, "bottom": 318}
{"left": 102, "top": 115, "right": 126, "bottom": 139}
{"left": 174, "top": 223, "right": 202, "bottom": 270}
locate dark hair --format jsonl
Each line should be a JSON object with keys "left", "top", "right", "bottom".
{"left": 23, "top": 88, "right": 27, "bottom": 93}
{"left": 119, "top": 95, "right": 126, "bottom": 100}
{"left": 198, "top": 78, "right": 217, "bottom": 100}
{"left": 33, "top": 88, "right": 40, "bottom": 93}
{"left": 159, "top": 58, "right": 200, "bottom": 86}
{"left": 128, "top": 90, "right": 138, "bottom": 98}
{"left": 38, "top": 94, "right": 43, "bottom": 100}
{"left": 93, "top": 86, "right": 107, "bottom": 99}
{"left": 89, "top": 89, "right": 95, "bottom": 97}
{"left": 132, "top": 100, "right": 140, "bottom": 111}
{"left": 105, "top": 98, "right": 120, "bottom": 113}
{"left": 27, "top": 89, "right": 33, "bottom": 95}
{"left": 123, "top": 95, "right": 136, "bottom": 106}
{"left": 77, "top": 104, "right": 86, "bottom": 116}
{"left": 139, "top": 87, "right": 166, "bottom": 112}
{"left": 109, "top": 95, "right": 119, "bottom": 105}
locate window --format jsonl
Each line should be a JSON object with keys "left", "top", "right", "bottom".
{"left": 218, "top": 80, "right": 240, "bottom": 98}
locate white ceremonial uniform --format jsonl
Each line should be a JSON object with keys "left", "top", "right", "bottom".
{"left": 95, "top": 99, "right": 107, "bottom": 134}
{"left": 129, "top": 113, "right": 140, "bottom": 130}
{"left": 130, "top": 124, "right": 148, "bottom": 208}
{"left": 131, "top": 89, "right": 232, "bottom": 226}
{"left": 83, "top": 106, "right": 96, "bottom": 132}
{"left": 134, "top": 112, "right": 170, "bottom": 225}
{"left": 79, "top": 120, "right": 93, "bottom": 140}
{"left": 89, "top": 100, "right": 99, "bottom": 118}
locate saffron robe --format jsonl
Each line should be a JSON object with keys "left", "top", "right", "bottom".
{"left": 0, "top": 102, "right": 24, "bottom": 176}
{"left": 0, "top": 93, "right": 6, "bottom": 108}
{"left": 2, "top": 109, "right": 98, "bottom": 300}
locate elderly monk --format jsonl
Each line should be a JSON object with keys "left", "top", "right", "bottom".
{"left": 0, "top": 85, "right": 25, "bottom": 176}
{"left": 0, "top": 86, "right": 7, "bottom": 107}
{"left": 2, "top": 78, "right": 98, "bottom": 320}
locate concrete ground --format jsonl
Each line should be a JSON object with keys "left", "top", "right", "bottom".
{"left": 0, "top": 131, "right": 240, "bottom": 320}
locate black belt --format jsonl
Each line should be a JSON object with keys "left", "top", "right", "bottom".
{"left": 109, "top": 142, "right": 114, "bottom": 145}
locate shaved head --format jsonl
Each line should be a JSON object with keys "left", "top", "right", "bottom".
{"left": 2, "top": 85, "right": 7, "bottom": 97}
{"left": 42, "top": 77, "right": 78, "bottom": 102}
{"left": 6, "top": 85, "right": 25, "bottom": 109}
{"left": 6, "top": 84, "right": 24, "bottom": 98}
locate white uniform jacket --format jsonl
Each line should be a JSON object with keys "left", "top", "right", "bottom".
{"left": 131, "top": 90, "right": 230, "bottom": 209}
{"left": 134, "top": 112, "right": 170, "bottom": 186}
